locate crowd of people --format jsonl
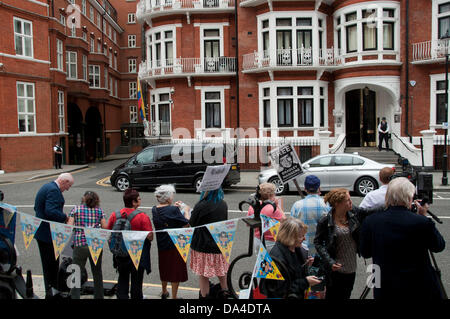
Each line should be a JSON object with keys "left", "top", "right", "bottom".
{"left": 33, "top": 166, "right": 446, "bottom": 300}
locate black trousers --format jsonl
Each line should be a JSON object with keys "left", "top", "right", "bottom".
{"left": 37, "top": 239, "right": 60, "bottom": 298}
{"left": 115, "top": 256, "right": 145, "bottom": 299}
{"left": 325, "top": 271, "right": 356, "bottom": 300}
{"left": 378, "top": 133, "right": 389, "bottom": 150}
{"left": 55, "top": 154, "right": 62, "bottom": 169}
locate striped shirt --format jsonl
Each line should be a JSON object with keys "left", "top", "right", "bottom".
{"left": 290, "top": 194, "right": 330, "bottom": 255}
{"left": 69, "top": 205, "right": 106, "bottom": 247}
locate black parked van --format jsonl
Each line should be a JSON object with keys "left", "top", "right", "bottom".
{"left": 110, "top": 143, "right": 240, "bottom": 191}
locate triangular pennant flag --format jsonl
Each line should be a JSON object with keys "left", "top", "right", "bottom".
{"left": 166, "top": 228, "right": 194, "bottom": 263}
{"left": 268, "top": 222, "right": 281, "bottom": 242}
{"left": 122, "top": 230, "right": 149, "bottom": 270}
{"left": 84, "top": 228, "right": 110, "bottom": 265}
{"left": 20, "top": 213, "right": 42, "bottom": 250}
{"left": 260, "top": 215, "right": 280, "bottom": 235}
{"left": 0, "top": 202, "right": 17, "bottom": 228}
{"left": 207, "top": 219, "right": 237, "bottom": 263}
{"left": 49, "top": 222, "right": 73, "bottom": 260}
{"left": 254, "top": 245, "right": 284, "bottom": 281}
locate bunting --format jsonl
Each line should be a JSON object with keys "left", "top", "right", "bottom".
{"left": 84, "top": 228, "right": 110, "bottom": 265}
{"left": 260, "top": 215, "right": 281, "bottom": 240}
{"left": 166, "top": 228, "right": 194, "bottom": 263}
{"left": 253, "top": 245, "right": 284, "bottom": 281}
{"left": 49, "top": 222, "right": 73, "bottom": 260}
{"left": 122, "top": 230, "right": 149, "bottom": 270}
{"left": 207, "top": 219, "right": 237, "bottom": 263}
{"left": 20, "top": 213, "right": 42, "bottom": 250}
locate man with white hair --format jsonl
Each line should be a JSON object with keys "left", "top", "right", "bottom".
{"left": 360, "top": 177, "right": 446, "bottom": 300}
{"left": 34, "top": 173, "right": 74, "bottom": 298}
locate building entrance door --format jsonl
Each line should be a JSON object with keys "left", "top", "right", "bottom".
{"left": 345, "top": 88, "right": 376, "bottom": 147}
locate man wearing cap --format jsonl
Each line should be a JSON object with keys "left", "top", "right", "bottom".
{"left": 378, "top": 117, "right": 390, "bottom": 151}
{"left": 359, "top": 167, "right": 394, "bottom": 210}
{"left": 290, "top": 175, "right": 330, "bottom": 256}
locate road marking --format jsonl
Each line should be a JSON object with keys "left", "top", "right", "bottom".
{"left": 96, "top": 176, "right": 111, "bottom": 187}
{"left": 31, "top": 275, "right": 199, "bottom": 292}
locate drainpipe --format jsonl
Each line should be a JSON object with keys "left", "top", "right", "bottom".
{"left": 234, "top": 0, "right": 240, "bottom": 163}
{"left": 405, "top": 0, "right": 412, "bottom": 143}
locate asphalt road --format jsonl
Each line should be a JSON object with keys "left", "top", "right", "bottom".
{"left": 1, "top": 159, "right": 450, "bottom": 299}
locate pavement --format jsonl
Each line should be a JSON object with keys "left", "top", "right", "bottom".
{"left": 22, "top": 275, "right": 201, "bottom": 299}
{"left": 1, "top": 152, "right": 450, "bottom": 191}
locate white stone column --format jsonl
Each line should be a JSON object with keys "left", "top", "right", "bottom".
{"left": 318, "top": 130, "right": 332, "bottom": 155}
{"left": 420, "top": 130, "right": 436, "bottom": 168}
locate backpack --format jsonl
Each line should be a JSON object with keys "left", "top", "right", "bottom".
{"left": 108, "top": 210, "right": 141, "bottom": 257}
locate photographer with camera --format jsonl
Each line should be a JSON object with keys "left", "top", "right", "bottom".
{"left": 247, "top": 182, "right": 286, "bottom": 253}
{"left": 360, "top": 177, "right": 446, "bottom": 299}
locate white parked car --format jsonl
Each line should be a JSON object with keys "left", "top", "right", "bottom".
{"left": 258, "top": 153, "right": 395, "bottom": 196}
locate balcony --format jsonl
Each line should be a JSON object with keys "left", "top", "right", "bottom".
{"left": 239, "top": 0, "right": 334, "bottom": 9}
{"left": 139, "top": 57, "right": 236, "bottom": 82}
{"left": 242, "top": 48, "right": 343, "bottom": 72}
{"left": 149, "top": 121, "right": 171, "bottom": 137}
{"left": 412, "top": 39, "right": 449, "bottom": 64}
{"left": 136, "top": 0, "right": 235, "bottom": 22}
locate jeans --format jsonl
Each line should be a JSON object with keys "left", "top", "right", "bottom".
{"left": 115, "top": 256, "right": 145, "bottom": 299}
{"left": 70, "top": 246, "right": 104, "bottom": 299}
{"left": 37, "top": 239, "right": 60, "bottom": 298}
{"left": 325, "top": 271, "right": 356, "bottom": 300}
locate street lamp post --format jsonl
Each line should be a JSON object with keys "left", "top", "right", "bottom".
{"left": 443, "top": 52, "right": 449, "bottom": 185}
{"left": 441, "top": 32, "right": 450, "bottom": 185}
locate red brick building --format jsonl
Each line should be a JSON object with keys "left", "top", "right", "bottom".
{"left": 1, "top": 0, "right": 449, "bottom": 172}
{"left": 0, "top": 0, "right": 144, "bottom": 172}
{"left": 136, "top": 0, "right": 450, "bottom": 170}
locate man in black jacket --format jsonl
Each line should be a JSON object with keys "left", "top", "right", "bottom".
{"left": 360, "top": 177, "right": 446, "bottom": 299}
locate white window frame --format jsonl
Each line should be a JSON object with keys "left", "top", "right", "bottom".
{"left": 145, "top": 25, "right": 178, "bottom": 68}
{"left": 82, "top": 55, "right": 87, "bottom": 80}
{"left": 199, "top": 23, "right": 225, "bottom": 60}
{"left": 66, "top": 51, "right": 77, "bottom": 79}
{"left": 149, "top": 87, "right": 173, "bottom": 133}
{"left": 128, "top": 34, "right": 137, "bottom": 48}
{"left": 129, "top": 82, "right": 137, "bottom": 99}
{"left": 258, "top": 80, "right": 328, "bottom": 135}
{"left": 90, "top": 37, "right": 95, "bottom": 53}
{"left": 196, "top": 86, "right": 227, "bottom": 130}
{"left": 89, "top": 64, "right": 101, "bottom": 88}
{"left": 89, "top": 6, "right": 94, "bottom": 21}
{"left": 256, "top": 12, "right": 327, "bottom": 66}
{"left": 56, "top": 39, "right": 64, "bottom": 71}
{"left": 57, "top": 90, "right": 65, "bottom": 133}
{"left": 114, "top": 79, "right": 118, "bottom": 97}
{"left": 104, "top": 68, "right": 108, "bottom": 89}
{"left": 333, "top": 2, "right": 400, "bottom": 60}
{"left": 17, "top": 82, "right": 36, "bottom": 134}
{"left": 128, "top": 58, "right": 137, "bottom": 73}
{"left": 128, "top": 13, "right": 136, "bottom": 24}
{"left": 130, "top": 105, "right": 138, "bottom": 123}
{"left": 13, "top": 17, "right": 33, "bottom": 58}
{"left": 430, "top": 73, "right": 450, "bottom": 127}
{"left": 81, "top": 0, "right": 86, "bottom": 15}
{"left": 433, "top": 0, "right": 450, "bottom": 41}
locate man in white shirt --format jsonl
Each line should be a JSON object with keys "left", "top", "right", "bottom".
{"left": 359, "top": 167, "right": 395, "bottom": 209}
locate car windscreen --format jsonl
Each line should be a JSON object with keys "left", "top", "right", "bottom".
{"left": 135, "top": 148, "right": 155, "bottom": 164}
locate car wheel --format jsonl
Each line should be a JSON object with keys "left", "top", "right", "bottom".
{"left": 193, "top": 175, "right": 203, "bottom": 193}
{"left": 268, "top": 176, "right": 287, "bottom": 195}
{"left": 115, "top": 175, "right": 131, "bottom": 192}
{"left": 355, "top": 177, "right": 377, "bottom": 197}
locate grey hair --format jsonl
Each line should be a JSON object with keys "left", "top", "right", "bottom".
{"left": 385, "top": 177, "right": 416, "bottom": 208}
{"left": 154, "top": 184, "right": 176, "bottom": 204}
